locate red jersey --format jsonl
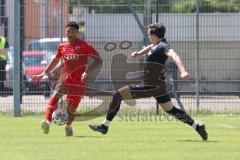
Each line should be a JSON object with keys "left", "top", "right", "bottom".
{"left": 56, "top": 39, "right": 98, "bottom": 84}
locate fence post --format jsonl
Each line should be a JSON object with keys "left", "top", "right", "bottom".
{"left": 143, "top": 0, "right": 151, "bottom": 45}
{"left": 13, "top": 0, "right": 21, "bottom": 116}
{"left": 60, "top": 0, "right": 63, "bottom": 40}
{"left": 195, "top": 0, "right": 200, "bottom": 110}
{"left": 156, "top": 0, "right": 159, "bottom": 22}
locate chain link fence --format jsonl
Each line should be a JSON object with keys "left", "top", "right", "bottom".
{"left": 0, "top": 0, "right": 240, "bottom": 116}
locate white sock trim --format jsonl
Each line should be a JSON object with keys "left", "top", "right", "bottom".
{"left": 192, "top": 121, "right": 198, "bottom": 129}
{"left": 102, "top": 119, "right": 111, "bottom": 127}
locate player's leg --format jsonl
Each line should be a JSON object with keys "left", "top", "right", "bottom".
{"left": 156, "top": 95, "right": 208, "bottom": 140}
{"left": 41, "top": 82, "right": 65, "bottom": 134}
{"left": 89, "top": 85, "right": 132, "bottom": 134}
{"left": 103, "top": 84, "right": 161, "bottom": 123}
{"left": 89, "top": 84, "right": 160, "bottom": 134}
{"left": 64, "top": 95, "right": 81, "bottom": 136}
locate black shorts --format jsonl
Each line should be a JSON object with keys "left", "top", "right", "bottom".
{"left": 128, "top": 81, "right": 172, "bottom": 104}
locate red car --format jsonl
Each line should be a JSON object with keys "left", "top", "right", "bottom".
{"left": 23, "top": 51, "right": 46, "bottom": 77}
{"left": 23, "top": 51, "right": 50, "bottom": 96}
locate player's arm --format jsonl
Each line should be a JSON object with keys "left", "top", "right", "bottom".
{"left": 32, "top": 56, "right": 61, "bottom": 82}
{"left": 166, "top": 49, "right": 189, "bottom": 80}
{"left": 131, "top": 44, "right": 154, "bottom": 57}
{"left": 81, "top": 54, "right": 103, "bottom": 81}
{"left": 87, "top": 54, "right": 103, "bottom": 73}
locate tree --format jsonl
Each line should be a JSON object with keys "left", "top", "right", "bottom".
{"left": 68, "top": 0, "right": 240, "bottom": 13}
{"left": 171, "top": 0, "right": 240, "bottom": 13}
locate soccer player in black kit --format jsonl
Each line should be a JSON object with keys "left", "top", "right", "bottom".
{"left": 89, "top": 23, "right": 208, "bottom": 141}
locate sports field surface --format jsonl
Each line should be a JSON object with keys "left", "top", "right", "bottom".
{"left": 0, "top": 115, "right": 239, "bottom": 160}
{"left": 1, "top": 95, "right": 240, "bottom": 113}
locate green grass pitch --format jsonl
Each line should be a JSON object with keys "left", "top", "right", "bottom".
{"left": 0, "top": 115, "right": 239, "bottom": 160}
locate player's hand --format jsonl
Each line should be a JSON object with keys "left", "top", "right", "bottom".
{"left": 131, "top": 51, "right": 140, "bottom": 57}
{"left": 181, "top": 71, "right": 189, "bottom": 80}
{"left": 32, "top": 73, "right": 45, "bottom": 82}
{"left": 81, "top": 71, "right": 88, "bottom": 82}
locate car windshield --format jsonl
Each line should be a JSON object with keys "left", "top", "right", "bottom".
{"left": 29, "top": 41, "right": 60, "bottom": 52}
{"left": 24, "top": 55, "right": 44, "bottom": 66}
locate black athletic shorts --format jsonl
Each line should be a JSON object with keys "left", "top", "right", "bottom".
{"left": 128, "top": 79, "right": 172, "bottom": 104}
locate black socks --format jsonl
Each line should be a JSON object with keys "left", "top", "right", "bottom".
{"left": 106, "top": 92, "right": 122, "bottom": 121}
{"left": 166, "top": 107, "right": 194, "bottom": 126}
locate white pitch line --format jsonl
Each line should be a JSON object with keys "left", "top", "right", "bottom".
{"left": 216, "top": 124, "right": 238, "bottom": 129}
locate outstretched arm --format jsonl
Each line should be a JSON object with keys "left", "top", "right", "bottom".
{"left": 166, "top": 49, "right": 189, "bottom": 80}
{"left": 32, "top": 56, "right": 61, "bottom": 82}
{"left": 131, "top": 44, "right": 154, "bottom": 57}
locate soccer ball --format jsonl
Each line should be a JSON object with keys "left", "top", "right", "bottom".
{"left": 52, "top": 109, "right": 69, "bottom": 125}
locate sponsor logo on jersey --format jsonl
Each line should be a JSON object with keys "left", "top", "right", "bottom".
{"left": 147, "top": 51, "right": 152, "bottom": 56}
{"left": 64, "top": 54, "right": 79, "bottom": 60}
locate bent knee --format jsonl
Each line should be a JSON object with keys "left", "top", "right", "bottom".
{"left": 118, "top": 86, "right": 132, "bottom": 100}
{"left": 160, "top": 101, "right": 174, "bottom": 111}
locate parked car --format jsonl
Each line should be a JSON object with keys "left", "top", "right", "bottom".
{"left": 23, "top": 51, "right": 50, "bottom": 97}
{"left": 28, "top": 38, "right": 67, "bottom": 61}
{"left": 26, "top": 38, "right": 67, "bottom": 97}
{"left": 5, "top": 47, "right": 26, "bottom": 94}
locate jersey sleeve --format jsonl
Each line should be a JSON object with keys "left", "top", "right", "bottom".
{"left": 155, "top": 43, "right": 171, "bottom": 55}
{"left": 164, "top": 43, "right": 171, "bottom": 53}
{"left": 85, "top": 42, "right": 99, "bottom": 57}
{"left": 55, "top": 45, "right": 63, "bottom": 59}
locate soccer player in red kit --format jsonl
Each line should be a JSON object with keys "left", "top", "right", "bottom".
{"left": 32, "top": 21, "right": 102, "bottom": 136}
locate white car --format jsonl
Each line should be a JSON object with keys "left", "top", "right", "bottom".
{"left": 28, "top": 38, "right": 67, "bottom": 61}
{"left": 4, "top": 46, "right": 26, "bottom": 92}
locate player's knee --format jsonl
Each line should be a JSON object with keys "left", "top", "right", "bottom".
{"left": 117, "top": 86, "right": 132, "bottom": 100}
{"left": 160, "top": 101, "right": 173, "bottom": 111}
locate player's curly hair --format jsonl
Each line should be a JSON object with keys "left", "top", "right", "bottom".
{"left": 148, "top": 23, "right": 165, "bottom": 38}
{"left": 66, "top": 21, "right": 79, "bottom": 30}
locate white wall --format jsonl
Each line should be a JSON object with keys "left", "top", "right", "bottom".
{"left": 70, "top": 13, "right": 240, "bottom": 42}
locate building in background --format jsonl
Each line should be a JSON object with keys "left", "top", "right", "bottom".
{"left": 4, "top": 0, "right": 68, "bottom": 48}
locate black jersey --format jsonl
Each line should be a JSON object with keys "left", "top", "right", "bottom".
{"left": 143, "top": 39, "right": 170, "bottom": 83}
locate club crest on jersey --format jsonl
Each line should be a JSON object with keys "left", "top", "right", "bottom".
{"left": 75, "top": 45, "right": 81, "bottom": 51}
{"left": 147, "top": 51, "right": 152, "bottom": 56}
{"left": 64, "top": 54, "right": 79, "bottom": 60}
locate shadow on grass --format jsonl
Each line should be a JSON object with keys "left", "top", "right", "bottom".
{"left": 177, "top": 139, "right": 220, "bottom": 143}
{"left": 74, "top": 135, "right": 105, "bottom": 138}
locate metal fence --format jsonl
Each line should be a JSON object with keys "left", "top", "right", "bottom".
{"left": 0, "top": 0, "right": 240, "bottom": 116}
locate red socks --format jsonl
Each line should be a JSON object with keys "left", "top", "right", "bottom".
{"left": 66, "top": 96, "right": 81, "bottom": 125}
{"left": 45, "top": 97, "right": 59, "bottom": 122}
{"left": 45, "top": 95, "right": 81, "bottom": 125}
